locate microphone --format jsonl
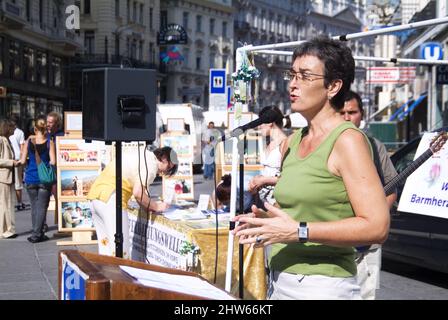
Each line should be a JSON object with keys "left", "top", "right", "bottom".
{"left": 221, "top": 109, "right": 280, "bottom": 141}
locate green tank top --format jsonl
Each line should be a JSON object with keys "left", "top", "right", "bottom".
{"left": 271, "top": 121, "right": 369, "bottom": 277}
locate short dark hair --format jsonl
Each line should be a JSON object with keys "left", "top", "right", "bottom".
{"left": 153, "top": 146, "right": 178, "bottom": 176}
{"left": 259, "top": 106, "right": 284, "bottom": 128}
{"left": 10, "top": 114, "right": 19, "bottom": 125}
{"left": 216, "top": 174, "right": 232, "bottom": 203}
{"left": 292, "top": 36, "right": 355, "bottom": 110}
{"left": 344, "top": 90, "right": 364, "bottom": 116}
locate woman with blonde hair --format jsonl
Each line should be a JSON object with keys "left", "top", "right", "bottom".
{"left": 0, "top": 119, "right": 18, "bottom": 239}
{"left": 19, "top": 117, "right": 56, "bottom": 243}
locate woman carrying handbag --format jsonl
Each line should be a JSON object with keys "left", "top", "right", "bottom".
{"left": 19, "top": 118, "right": 56, "bottom": 243}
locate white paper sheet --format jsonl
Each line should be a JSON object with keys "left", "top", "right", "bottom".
{"left": 120, "top": 265, "right": 235, "bottom": 300}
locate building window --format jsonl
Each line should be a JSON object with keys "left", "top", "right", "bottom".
{"left": 196, "top": 15, "right": 202, "bottom": 32}
{"left": 210, "top": 18, "right": 215, "bottom": 35}
{"left": 196, "top": 53, "right": 201, "bottom": 70}
{"left": 39, "top": 0, "right": 44, "bottom": 29}
{"left": 0, "top": 37, "right": 3, "bottom": 75}
{"left": 182, "top": 47, "right": 189, "bottom": 66}
{"left": 9, "top": 41, "right": 20, "bottom": 80}
{"left": 131, "top": 39, "right": 137, "bottom": 59}
{"left": 115, "top": 35, "right": 120, "bottom": 56}
{"left": 127, "top": 0, "right": 130, "bottom": 22}
{"left": 126, "top": 38, "right": 130, "bottom": 57}
{"left": 222, "top": 54, "right": 228, "bottom": 69}
{"left": 139, "top": 40, "right": 143, "bottom": 60}
{"left": 52, "top": 57, "right": 62, "bottom": 88}
{"left": 115, "top": 0, "right": 120, "bottom": 17}
{"left": 84, "top": 30, "right": 95, "bottom": 55}
{"left": 161, "top": 10, "right": 167, "bottom": 29}
{"left": 149, "top": 7, "right": 153, "bottom": 30}
{"left": 132, "top": 1, "right": 137, "bottom": 22}
{"left": 209, "top": 52, "right": 215, "bottom": 68}
{"left": 183, "top": 12, "right": 189, "bottom": 29}
{"left": 26, "top": 0, "right": 31, "bottom": 22}
{"left": 149, "top": 42, "right": 155, "bottom": 63}
{"left": 84, "top": 0, "right": 91, "bottom": 14}
{"left": 139, "top": 4, "right": 143, "bottom": 24}
{"left": 36, "top": 51, "right": 47, "bottom": 85}
{"left": 23, "top": 47, "right": 35, "bottom": 82}
{"left": 222, "top": 21, "right": 227, "bottom": 38}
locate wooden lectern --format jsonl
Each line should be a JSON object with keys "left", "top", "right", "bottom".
{"left": 58, "top": 250, "right": 235, "bottom": 300}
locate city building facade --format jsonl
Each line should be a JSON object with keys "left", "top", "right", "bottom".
{"left": 69, "top": 0, "right": 161, "bottom": 109}
{"left": 159, "top": 0, "right": 234, "bottom": 107}
{"left": 0, "top": 0, "right": 80, "bottom": 134}
{"left": 233, "top": 0, "right": 372, "bottom": 114}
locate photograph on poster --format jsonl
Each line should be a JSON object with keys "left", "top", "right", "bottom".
{"left": 60, "top": 169, "right": 99, "bottom": 197}
{"left": 60, "top": 201, "right": 95, "bottom": 230}
{"left": 57, "top": 139, "right": 101, "bottom": 166}
{"left": 161, "top": 135, "right": 192, "bottom": 157}
{"left": 164, "top": 178, "right": 194, "bottom": 199}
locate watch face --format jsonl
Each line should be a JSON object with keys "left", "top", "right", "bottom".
{"left": 299, "top": 228, "right": 307, "bottom": 239}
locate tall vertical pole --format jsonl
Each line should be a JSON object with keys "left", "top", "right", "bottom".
{"left": 427, "top": 66, "right": 433, "bottom": 131}
{"left": 431, "top": 64, "right": 438, "bottom": 130}
{"left": 115, "top": 141, "right": 123, "bottom": 258}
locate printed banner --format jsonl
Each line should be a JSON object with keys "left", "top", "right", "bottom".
{"left": 398, "top": 132, "right": 448, "bottom": 219}
{"left": 128, "top": 213, "right": 188, "bottom": 269}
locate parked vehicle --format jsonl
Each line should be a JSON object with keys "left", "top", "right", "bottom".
{"left": 382, "top": 127, "right": 448, "bottom": 273}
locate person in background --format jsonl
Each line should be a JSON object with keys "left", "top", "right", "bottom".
{"left": 63, "top": 207, "right": 79, "bottom": 228}
{"left": 19, "top": 118, "right": 56, "bottom": 243}
{"left": 0, "top": 119, "right": 19, "bottom": 239}
{"left": 202, "top": 122, "right": 220, "bottom": 180}
{"left": 341, "top": 90, "right": 398, "bottom": 300}
{"left": 87, "top": 146, "right": 178, "bottom": 258}
{"left": 232, "top": 36, "right": 390, "bottom": 300}
{"left": 46, "top": 112, "right": 64, "bottom": 142}
{"left": 248, "top": 106, "right": 288, "bottom": 209}
{"left": 202, "top": 136, "right": 215, "bottom": 180}
{"left": 212, "top": 174, "right": 253, "bottom": 213}
{"left": 45, "top": 112, "right": 64, "bottom": 233}
{"left": 8, "top": 115, "right": 27, "bottom": 211}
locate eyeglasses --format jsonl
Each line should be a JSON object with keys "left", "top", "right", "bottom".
{"left": 283, "top": 70, "right": 325, "bottom": 82}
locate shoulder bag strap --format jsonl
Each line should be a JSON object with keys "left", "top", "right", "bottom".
{"left": 31, "top": 139, "right": 42, "bottom": 165}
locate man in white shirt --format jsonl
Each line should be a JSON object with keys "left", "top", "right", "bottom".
{"left": 8, "top": 115, "right": 26, "bottom": 211}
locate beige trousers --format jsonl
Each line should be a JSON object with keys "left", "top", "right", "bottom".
{"left": 0, "top": 182, "right": 16, "bottom": 238}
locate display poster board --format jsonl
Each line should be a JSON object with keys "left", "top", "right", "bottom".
{"left": 56, "top": 135, "right": 112, "bottom": 232}
{"left": 167, "top": 118, "right": 185, "bottom": 132}
{"left": 215, "top": 135, "right": 264, "bottom": 185}
{"left": 161, "top": 133, "right": 194, "bottom": 201}
{"left": 64, "top": 112, "right": 82, "bottom": 135}
{"left": 398, "top": 132, "right": 448, "bottom": 219}
{"left": 227, "top": 112, "right": 254, "bottom": 130}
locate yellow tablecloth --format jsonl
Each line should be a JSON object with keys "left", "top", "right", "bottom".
{"left": 128, "top": 208, "right": 267, "bottom": 300}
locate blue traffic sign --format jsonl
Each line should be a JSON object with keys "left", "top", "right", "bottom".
{"left": 420, "top": 42, "right": 443, "bottom": 61}
{"left": 209, "top": 69, "right": 226, "bottom": 94}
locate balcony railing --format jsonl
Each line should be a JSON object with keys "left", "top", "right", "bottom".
{"left": 71, "top": 54, "right": 159, "bottom": 70}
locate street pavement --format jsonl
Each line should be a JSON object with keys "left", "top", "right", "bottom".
{"left": 1, "top": 174, "right": 447, "bottom": 300}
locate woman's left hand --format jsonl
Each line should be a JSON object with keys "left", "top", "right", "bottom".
{"left": 232, "top": 202, "right": 299, "bottom": 246}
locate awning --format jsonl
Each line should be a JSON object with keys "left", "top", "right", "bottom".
{"left": 388, "top": 93, "right": 427, "bottom": 121}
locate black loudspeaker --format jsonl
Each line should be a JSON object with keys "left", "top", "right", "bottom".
{"left": 82, "top": 68, "right": 156, "bottom": 142}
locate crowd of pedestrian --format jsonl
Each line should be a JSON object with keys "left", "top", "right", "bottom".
{"left": 0, "top": 112, "right": 62, "bottom": 243}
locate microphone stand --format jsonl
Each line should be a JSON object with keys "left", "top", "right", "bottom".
{"left": 223, "top": 130, "right": 248, "bottom": 299}
{"left": 238, "top": 134, "right": 247, "bottom": 299}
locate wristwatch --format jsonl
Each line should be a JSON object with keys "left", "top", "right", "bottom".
{"left": 298, "top": 222, "right": 308, "bottom": 243}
